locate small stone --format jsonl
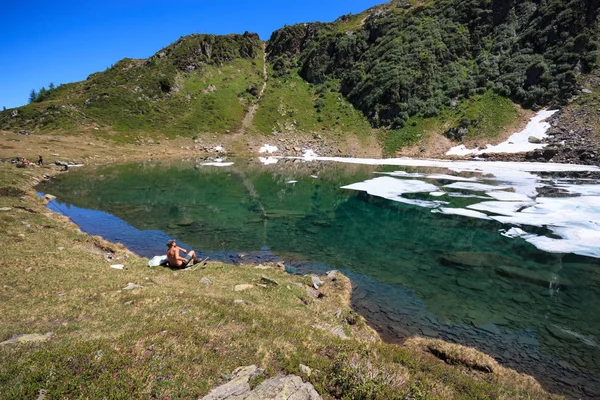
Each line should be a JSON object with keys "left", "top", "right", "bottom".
{"left": 261, "top": 275, "right": 279, "bottom": 285}
{"left": 122, "top": 282, "right": 143, "bottom": 290}
{"left": 331, "top": 326, "right": 349, "bottom": 339}
{"left": 110, "top": 264, "right": 125, "bottom": 270}
{"left": 44, "top": 194, "right": 56, "bottom": 201}
{"left": 0, "top": 332, "right": 54, "bottom": 346}
{"left": 234, "top": 299, "right": 245, "bottom": 304}
{"left": 234, "top": 284, "right": 254, "bottom": 292}
{"left": 200, "top": 277, "right": 213, "bottom": 285}
{"left": 326, "top": 270, "right": 339, "bottom": 279}
{"left": 306, "top": 287, "right": 320, "bottom": 299}
{"left": 299, "top": 364, "right": 312, "bottom": 377}
{"left": 311, "top": 276, "right": 324, "bottom": 289}
{"left": 0, "top": 207, "right": 11, "bottom": 211}
{"left": 25, "top": 266, "right": 32, "bottom": 272}
{"left": 254, "top": 264, "right": 273, "bottom": 270}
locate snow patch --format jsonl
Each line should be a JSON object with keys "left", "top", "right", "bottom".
{"left": 259, "top": 144, "right": 278, "bottom": 154}
{"left": 446, "top": 109, "right": 559, "bottom": 156}
{"left": 200, "top": 162, "right": 234, "bottom": 167}
{"left": 302, "top": 149, "right": 319, "bottom": 161}
{"left": 259, "top": 157, "right": 279, "bottom": 165}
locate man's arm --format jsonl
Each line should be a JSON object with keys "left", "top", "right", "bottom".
{"left": 177, "top": 246, "right": 187, "bottom": 254}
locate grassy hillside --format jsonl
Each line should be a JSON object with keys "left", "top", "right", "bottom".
{"left": 1, "top": 0, "right": 598, "bottom": 154}
{"left": 252, "top": 69, "right": 373, "bottom": 140}
{"left": 268, "top": 0, "right": 599, "bottom": 153}
{"left": 0, "top": 33, "right": 264, "bottom": 140}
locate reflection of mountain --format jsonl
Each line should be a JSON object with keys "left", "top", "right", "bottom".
{"left": 41, "top": 160, "right": 600, "bottom": 397}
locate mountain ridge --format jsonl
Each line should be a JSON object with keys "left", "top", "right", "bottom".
{"left": 1, "top": 0, "right": 599, "bottom": 163}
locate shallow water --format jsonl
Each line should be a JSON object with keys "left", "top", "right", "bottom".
{"left": 40, "top": 158, "right": 600, "bottom": 398}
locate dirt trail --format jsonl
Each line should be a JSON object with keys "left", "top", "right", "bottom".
{"left": 237, "top": 42, "right": 268, "bottom": 134}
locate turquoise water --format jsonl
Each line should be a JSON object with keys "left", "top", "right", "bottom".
{"left": 40, "top": 158, "right": 600, "bottom": 398}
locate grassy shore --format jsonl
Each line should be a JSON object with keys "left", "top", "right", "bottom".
{"left": 0, "top": 134, "right": 561, "bottom": 399}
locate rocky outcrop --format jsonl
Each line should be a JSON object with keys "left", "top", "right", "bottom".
{"left": 202, "top": 365, "right": 322, "bottom": 400}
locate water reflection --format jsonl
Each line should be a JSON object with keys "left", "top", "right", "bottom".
{"left": 40, "top": 158, "right": 600, "bottom": 398}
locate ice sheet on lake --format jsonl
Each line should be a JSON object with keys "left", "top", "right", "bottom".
{"left": 468, "top": 201, "right": 534, "bottom": 216}
{"left": 446, "top": 109, "right": 559, "bottom": 156}
{"left": 342, "top": 177, "right": 447, "bottom": 208}
{"left": 434, "top": 208, "right": 491, "bottom": 220}
{"left": 445, "top": 182, "right": 511, "bottom": 192}
{"left": 486, "top": 191, "right": 532, "bottom": 201}
{"left": 320, "top": 156, "right": 600, "bottom": 258}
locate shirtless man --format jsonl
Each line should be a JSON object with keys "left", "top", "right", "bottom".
{"left": 166, "top": 239, "right": 198, "bottom": 268}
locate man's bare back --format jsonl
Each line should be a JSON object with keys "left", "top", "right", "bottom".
{"left": 166, "top": 240, "right": 197, "bottom": 268}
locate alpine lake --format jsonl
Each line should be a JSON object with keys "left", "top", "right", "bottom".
{"left": 39, "top": 156, "right": 600, "bottom": 398}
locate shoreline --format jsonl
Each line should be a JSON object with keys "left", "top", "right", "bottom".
{"left": 17, "top": 158, "right": 584, "bottom": 398}
{"left": 0, "top": 138, "right": 581, "bottom": 398}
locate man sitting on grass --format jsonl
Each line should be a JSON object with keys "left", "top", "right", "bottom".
{"left": 166, "top": 239, "right": 198, "bottom": 268}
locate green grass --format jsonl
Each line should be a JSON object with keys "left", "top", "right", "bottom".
{"left": 378, "top": 90, "right": 520, "bottom": 155}
{"left": 460, "top": 91, "right": 520, "bottom": 140}
{"left": 253, "top": 71, "right": 372, "bottom": 139}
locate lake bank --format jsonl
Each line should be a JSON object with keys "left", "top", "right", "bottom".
{"left": 0, "top": 141, "right": 566, "bottom": 399}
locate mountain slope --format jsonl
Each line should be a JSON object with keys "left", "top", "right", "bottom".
{"left": 266, "top": 0, "right": 600, "bottom": 153}
{"left": 1, "top": 33, "right": 265, "bottom": 140}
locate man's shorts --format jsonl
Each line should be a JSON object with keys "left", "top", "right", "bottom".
{"left": 181, "top": 253, "right": 193, "bottom": 266}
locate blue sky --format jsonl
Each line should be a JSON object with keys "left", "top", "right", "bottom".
{"left": 0, "top": 0, "right": 383, "bottom": 109}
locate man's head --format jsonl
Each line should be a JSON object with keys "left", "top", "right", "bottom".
{"left": 167, "top": 240, "right": 176, "bottom": 248}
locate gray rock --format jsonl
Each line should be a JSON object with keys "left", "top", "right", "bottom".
{"left": 299, "top": 364, "right": 312, "bottom": 377}
{"left": 528, "top": 136, "right": 542, "bottom": 144}
{"left": 200, "top": 277, "right": 213, "bottom": 285}
{"left": 44, "top": 194, "right": 56, "bottom": 201}
{"left": 261, "top": 276, "right": 279, "bottom": 286}
{"left": 202, "top": 365, "right": 264, "bottom": 399}
{"left": 247, "top": 374, "right": 322, "bottom": 399}
{"left": 305, "top": 287, "right": 320, "bottom": 299}
{"left": 331, "top": 326, "right": 349, "bottom": 340}
{"left": 234, "top": 284, "right": 254, "bottom": 292}
{"left": 311, "top": 276, "right": 324, "bottom": 289}
{"left": 582, "top": 88, "right": 593, "bottom": 94}
{"left": 325, "top": 270, "right": 339, "bottom": 279}
{"left": 1, "top": 332, "right": 54, "bottom": 346}
{"left": 122, "top": 282, "right": 143, "bottom": 290}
